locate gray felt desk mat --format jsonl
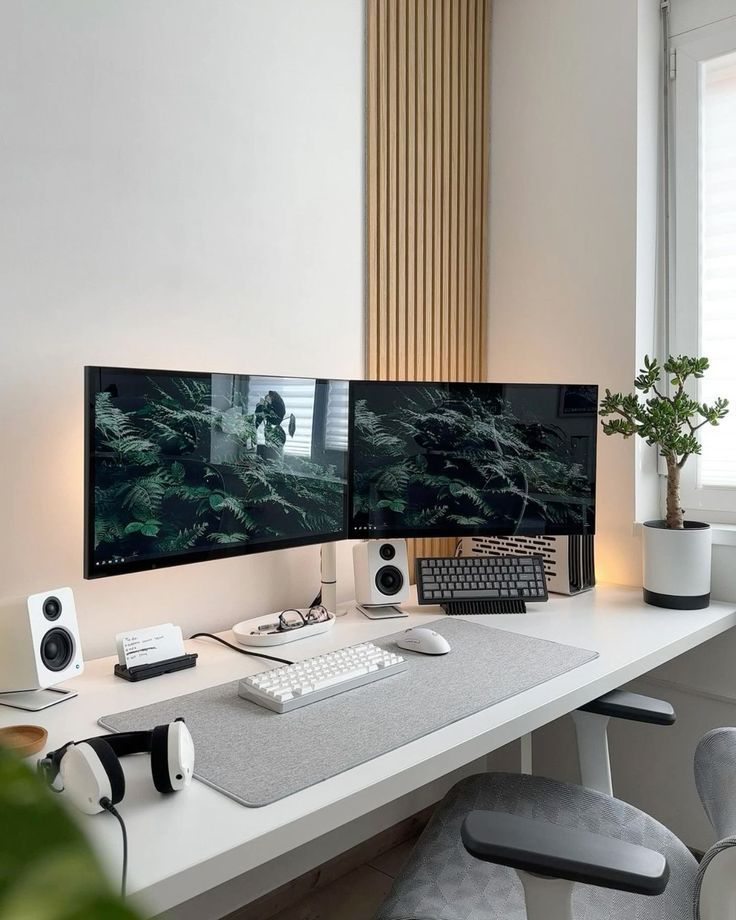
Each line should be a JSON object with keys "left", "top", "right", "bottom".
{"left": 99, "top": 619, "right": 598, "bottom": 807}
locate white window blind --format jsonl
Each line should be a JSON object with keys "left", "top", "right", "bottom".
{"left": 247, "top": 377, "right": 316, "bottom": 457}
{"left": 325, "top": 380, "right": 349, "bottom": 451}
{"left": 699, "top": 51, "right": 736, "bottom": 488}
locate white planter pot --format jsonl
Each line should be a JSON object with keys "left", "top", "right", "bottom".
{"left": 642, "top": 520, "right": 711, "bottom": 609}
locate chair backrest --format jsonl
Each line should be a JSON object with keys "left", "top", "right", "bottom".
{"left": 694, "top": 727, "right": 736, "bottom": 840}
{"left": 694, "top": 728, "right": 736, "bottom": 920}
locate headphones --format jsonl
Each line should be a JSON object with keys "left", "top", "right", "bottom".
{"left": 38, "top": 719, "right": 195, "bottom": 815}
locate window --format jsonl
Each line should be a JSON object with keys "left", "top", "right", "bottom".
{"left": 246, "top": 377, "right": 350, "bottom": 459}
{"left": 324, "top": 379, "right": 349, "bottom": 451}
{"left": 700, "top": 52, "right": 736, "bottom": 487}
{"left": 672, "top": 20, "right": 736, "bottom": 517}
{"left": 247, "top": 377, "right": 316, "bottom": 457}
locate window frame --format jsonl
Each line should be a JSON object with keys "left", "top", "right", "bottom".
{"left": 671, "top": 18, "right": 736, "bottom": 521}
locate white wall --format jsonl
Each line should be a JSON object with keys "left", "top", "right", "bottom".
{"left": 488, "top": 0, "right": 654, "bottom": 587}
{"left": 0, "top": 0, "right": 364, "bottom": 659}
{"left": 489, "top": 0, "right": 736, "bottom": 852}
{"left": 670, "top": 0, "right": 736, "bottom": 36}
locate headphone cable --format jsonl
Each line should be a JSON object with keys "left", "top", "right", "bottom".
{"left": 189, "top": 632, "right": 293, "bottom": 665}
{"left": 100, "top": 798, "right": 128, "bottom": 899}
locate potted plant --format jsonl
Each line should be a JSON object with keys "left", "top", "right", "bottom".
{"left": 600, "top": 355, "right": 729, "bottom": 609}
{"left": 254, "top": 390, "right": 296, "bottom": 461}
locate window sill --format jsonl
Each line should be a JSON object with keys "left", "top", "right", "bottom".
{"left": 633, "top": 522, "right": 736, "bottom": 547}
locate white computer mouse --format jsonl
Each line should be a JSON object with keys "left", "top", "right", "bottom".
{"left": 396, "top": 627, "right": 451, "bottom": 656}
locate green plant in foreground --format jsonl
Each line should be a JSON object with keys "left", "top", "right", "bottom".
{"left": 0, "top": 744, "right": 139, "bottom": 920}
{"left": 599, "top": 355, "right": 729, "bottom": 529}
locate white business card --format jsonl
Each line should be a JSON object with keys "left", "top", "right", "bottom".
{"left": 116, "top": 623, "right": 185, "bottom": 668}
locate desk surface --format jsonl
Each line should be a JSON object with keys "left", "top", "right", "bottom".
{"left": 3, "top": 584, "right": 735, "bottom": 913}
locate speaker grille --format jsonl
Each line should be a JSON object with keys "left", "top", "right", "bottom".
{"left": 40, "top": 627, "right": 75, "bottom": 672}
{"left": 375, "top": 565, "right": 404, "bottom": 596}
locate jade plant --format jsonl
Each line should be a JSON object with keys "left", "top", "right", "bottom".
{"left": 599, "top": 355, "right": 729, "bottom": 529}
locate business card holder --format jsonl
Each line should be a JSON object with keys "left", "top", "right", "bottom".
{"left": 114, "top": 653, "right": 198, "bottom": 682}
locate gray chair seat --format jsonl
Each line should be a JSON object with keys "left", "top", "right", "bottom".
{"left": 375, "top": 773, "right": 697, "bottom": 920}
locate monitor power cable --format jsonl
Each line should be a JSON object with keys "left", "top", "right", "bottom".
{"left": 100, "top": 797, "right": 128, "bottom": 899}
{"left": 189, "top": 632, "right": 294, "bottom": 665}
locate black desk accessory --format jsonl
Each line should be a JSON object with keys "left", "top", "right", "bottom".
{"left": 415, "top": 555, "right": 549, "bottom": 614}
{"left": 114, "top": 653, "right": 198, "bottom": 682}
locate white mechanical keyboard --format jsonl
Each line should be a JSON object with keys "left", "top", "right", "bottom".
{"left": 238, "top": 642, "right": 407, "bottom": 713}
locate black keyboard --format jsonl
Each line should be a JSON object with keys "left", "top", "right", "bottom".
{"left": 415, "top": 555, "right": 548, "bottom": 614}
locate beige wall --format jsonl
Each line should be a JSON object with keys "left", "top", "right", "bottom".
{"left": 670, "top": 0, "right": 736, "bottom": 35}
{"left": 488, "top": 0, "right": 736, "bottom": 851}
{"left": 0, "top": 0, "right": 364, "bottom": 659}
{"left": 487, "top": 0, "right": 653, "bottom": 587}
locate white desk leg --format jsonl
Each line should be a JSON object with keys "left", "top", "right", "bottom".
{"left": 485, "top": 733, "right": 532, "bottom": 773}
{"left": 518, "top": 871, "right": 574, "bottom": 920}
{"left": 321, "top": 542, "right": 338, "bottom": 615}
{"left": 571, "top": 711, "right": 613, "bottom": 797}
{"left": 520, "top": 733, "right": 533, "bottom": 775}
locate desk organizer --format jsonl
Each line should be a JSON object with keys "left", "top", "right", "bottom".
{"left": 232, "top": 610, "right": 336, "bottom": 647}
{"left": 114, "top": 653, "right": 198, "bottom": 682}
{"left": 100, "top": 619, "right": 597, "bottom": 806}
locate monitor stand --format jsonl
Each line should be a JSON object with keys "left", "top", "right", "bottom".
{"left": 320, "top": 542, "right": 338, "bottom": 614}
{"left": 0, "top": 687, "right": 78, "bottom": 712}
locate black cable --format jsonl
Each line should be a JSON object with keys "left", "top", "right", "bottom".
{"left": 189, "top": 632, "right": 293, "bottom": 665}
{"left": 100, "top": 798, "right": 128, "bottom": 899}
{"left": 309, "top": 590, "right": 322, "bottom": 608}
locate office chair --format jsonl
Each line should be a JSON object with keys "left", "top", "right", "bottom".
{"left": 375, "top": 727, "right": 736, "bottom": 920}
{"left": 571, "top": 688, "right": 675, "bottom": 795}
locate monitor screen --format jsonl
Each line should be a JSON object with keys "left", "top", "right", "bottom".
{"left": 348, "top": 381, "right": 597, "bottom": 540}
{"left": 85, "top": 367, "right": 348, "bottom": 578}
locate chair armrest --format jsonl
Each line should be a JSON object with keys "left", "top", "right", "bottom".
{"left": 461, "top": 810, "right": 669, "bottom": 896}
{"left": 578, "top": 689, "right": 675, "bottom": 726}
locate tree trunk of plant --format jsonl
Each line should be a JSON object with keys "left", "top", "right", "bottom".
{"left": 665, "top": 456, "right": 684, "bottom": 529}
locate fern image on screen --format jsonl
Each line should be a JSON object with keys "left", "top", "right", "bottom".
{"left": 349, "top": 382, "right": 596, "bottom": 538}
{"left": 86, "top": 369, "right": 347, "bottom": 577}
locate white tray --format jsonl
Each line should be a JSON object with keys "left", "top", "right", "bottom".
{"left": 231, "top": 609, "right": 336, "bottom": 647}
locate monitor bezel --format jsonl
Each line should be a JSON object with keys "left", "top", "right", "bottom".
{"left": 84, "top": 365, "right": 349, "bottom": 580}
{"left": 346, "top": 379, "right": 598, "bottom": 541}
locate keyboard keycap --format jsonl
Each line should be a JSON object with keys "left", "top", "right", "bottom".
{"left": 416, "top": 554, "right": 548, "bottom": 607}
{"left": 239, "top": 642, "right": 408, "bottom": 713}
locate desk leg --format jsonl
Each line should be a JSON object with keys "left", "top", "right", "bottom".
{"left": 520, "top": 733, "right": 533, "bottom": 775}
{"left": 484, "top": 734, "right": 533, "bottom": 773}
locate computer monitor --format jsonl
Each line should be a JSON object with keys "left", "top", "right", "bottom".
{"left": 85, "top": 367, "right": 349, "bottom": 578}
{"left": 348, "top": 380, "right": 597, "bottom": 540}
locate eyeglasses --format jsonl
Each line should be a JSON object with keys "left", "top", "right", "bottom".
{"left": 278, "top": 606, "right": 331, "bottom": 630}
{"left": 250, "top": 605, "right": 331, "bottom": 636}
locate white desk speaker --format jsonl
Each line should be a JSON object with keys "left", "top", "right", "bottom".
{"left": 353, "top": 539, "right": 410, "bottom": 606}
{"left": 0, "top": 587, "right": 84, "bottom": 709}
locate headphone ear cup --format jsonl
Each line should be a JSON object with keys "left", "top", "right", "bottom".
{"left": 60, "top": 738, "right": 125, "bottom": 814}
{"left": 150, "top": 724, "right": 175, "bottom": 794}
{"left": 86, "top": 738, "right": 126, "bottom": 805}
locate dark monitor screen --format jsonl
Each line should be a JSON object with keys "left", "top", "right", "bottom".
{"left": 348, "top": 381, "right": 597, "bottom": 540}
{"left": 85, "top": 367, "right": 348, "bottom": 578}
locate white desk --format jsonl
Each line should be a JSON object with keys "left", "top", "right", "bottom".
{"left": 3, "top": 584, "right": 735, "bottom": 916}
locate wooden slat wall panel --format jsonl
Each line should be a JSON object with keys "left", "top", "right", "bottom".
{"left": 366, "top": 0, "right": 490, "bottom": 567}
